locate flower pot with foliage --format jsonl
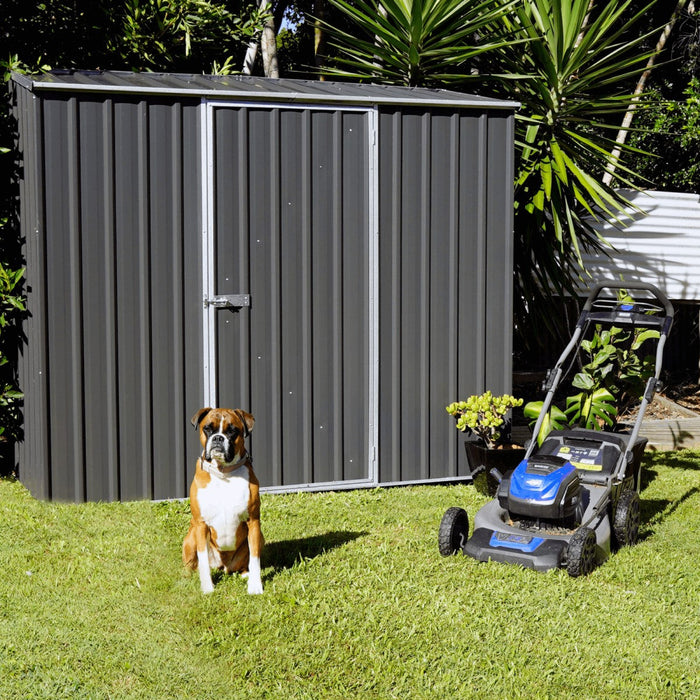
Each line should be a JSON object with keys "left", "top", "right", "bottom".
{"left": 446, "top": 392, "right": 525, "bottom": 494}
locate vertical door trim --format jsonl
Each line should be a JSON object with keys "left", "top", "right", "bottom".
{"left": 367, "top": 107, "right": 379, "bottom": 485}
{"left": 200, "top": 99, "right": 379, "bottom": 491}
{"left": 200, "top": 99, "right": 217, "bottom": 407}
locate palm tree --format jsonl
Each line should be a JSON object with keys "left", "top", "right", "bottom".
{"left": 322, "top": 0, "right": 518, "bottom": 86}
{"left": 485, "top": 0, "right": 659, "bottom": 342}
{"left": 323, "top": 0, "right": 660, "bottom": 348}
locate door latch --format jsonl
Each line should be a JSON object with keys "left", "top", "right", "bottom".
{"left": 205, "top": 294, "right": 251, "bottom": 309}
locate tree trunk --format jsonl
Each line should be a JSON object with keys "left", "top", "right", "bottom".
{"left": 575, "top": 0, "right": 596, "bottom": 48}
{"left": 242, "top": 39, "right": 258, "bottom": 75}
{"left": 242, "top": 0, "right": 280, "bottom": 77}
{"left": 603, "top": 0, "right": 696, "bottom": 185}
{"left": 261, "top": 10, "right": 279, "bottom": 78}
{"left": 315, "top": 0, "right": 326, "bottom": 79}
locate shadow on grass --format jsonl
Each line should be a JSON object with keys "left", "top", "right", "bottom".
{"left": 263, "top": 530, "right": 368, "bottom": 575}
{"left": 641, "top": 450, "right": 700, "bottom": 491}
{"left": 204, "top": 532, "right": 366, "bottom": 587}
{"left": 646, "top": 450, "right": 700, "bottom": 471}
{"left": 640, "top": 486, "right": 700, "bottom": 541}
{"left": 640, "top": 465, "right": 658, "bottom": 492}
{"left": 636, "top": 452, "right": 700, "bottom": 540}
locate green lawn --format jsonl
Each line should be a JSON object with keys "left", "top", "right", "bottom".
{"left": 1, "top": 450, "right": 698, "bottom": 699}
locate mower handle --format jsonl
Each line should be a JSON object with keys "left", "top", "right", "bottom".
{"left": 582, "top": 280, "right": 674, "bottom": 319}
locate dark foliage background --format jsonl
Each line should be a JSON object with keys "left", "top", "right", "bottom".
{"left": 0, "top": 1, "right": 698, "bottom": 465}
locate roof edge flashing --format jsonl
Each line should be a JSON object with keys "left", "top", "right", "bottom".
{"left": 11, "top": 70, "right": 520, "bottom": 111}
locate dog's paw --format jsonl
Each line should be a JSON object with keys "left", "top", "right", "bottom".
{"left": 247, "top": 578, "right": 263, "bottom": 595}
{"left": 198, "top": 569, "right": 215, "bottom": 594}
{"left": 246, "top": 555, "right": 263, "bottom": 594}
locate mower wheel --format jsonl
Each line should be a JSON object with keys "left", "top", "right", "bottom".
{"left": 613, "top": 489, "right": 641, "bottom": 548}
{"left": 566, "top": 527, "right": 597, "bottom": 577}
{"left": 438, "top": 507, "right": 469, "bottom": 556}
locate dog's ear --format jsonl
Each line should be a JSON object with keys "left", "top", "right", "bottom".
{"left": 191, "top": 408, "right": 212, "bottom": 429}
{"left": 234, "top": 409, "right": 255, "bottom": 437}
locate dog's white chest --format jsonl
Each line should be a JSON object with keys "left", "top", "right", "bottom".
{"left": 197, "top": 466, "right": 250, "bottom": 550}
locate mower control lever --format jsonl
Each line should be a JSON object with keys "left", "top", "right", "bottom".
{"left": 643, "top": 376, "right": 660, "bottom": 402}
{"left": 489, "top": 468, "right": 504, "bottom": 484}
{"left": 542, "top": 369, "right": 556, "bottom": 393}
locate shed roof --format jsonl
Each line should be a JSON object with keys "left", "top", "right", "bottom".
{"left": 580, "top": 189, "right": 700, "bottom": 302}
{"left": 11, "top": 70, "right": 519, "bottom": 110}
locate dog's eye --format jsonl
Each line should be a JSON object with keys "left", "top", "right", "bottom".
{"left": 225, "top": 427, "right": 240, "bottom": 439}
{"left": 203, "top": 424, "right": 215, "bottom": 436}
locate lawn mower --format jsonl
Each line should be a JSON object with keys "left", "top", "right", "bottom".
{"left": 439, "top": 281, "right": 674, "bottom": 576}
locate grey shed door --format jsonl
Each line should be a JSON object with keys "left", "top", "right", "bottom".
{"left": 202, "top": 103, "right": 378, "bottom": 490}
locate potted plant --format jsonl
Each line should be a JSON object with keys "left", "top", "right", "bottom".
{"left": 446, "top": 391, "right": 526, "bottom": 494}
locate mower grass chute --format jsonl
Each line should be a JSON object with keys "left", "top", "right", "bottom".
{"left": 439, "top": 281, "right": 673, "bottom": 577}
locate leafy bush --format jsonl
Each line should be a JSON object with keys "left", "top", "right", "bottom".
{"left": 525, "top": 319, "right": 659, "bottom": 445}
{"left": 0, "top": 233, "right": 24, "bottom": 446}
{"left": 1, "top": 60, "right": 26, "bottom": 450}
{"left": 625, "top": 78, "right": 700, "bottom": 194}
{"left": 577, "top": 324, "right": 659, "bottom": 417}
{"left": 108, "top": 0, "right": 268, "bottom": 72}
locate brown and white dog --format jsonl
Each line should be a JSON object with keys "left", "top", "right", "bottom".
{"left": 182, "top": 407, "right": 264, "bottom": 594}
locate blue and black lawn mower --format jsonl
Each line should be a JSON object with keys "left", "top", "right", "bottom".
{"left": 439, "top": 281, "right": 674, "bottom": 576}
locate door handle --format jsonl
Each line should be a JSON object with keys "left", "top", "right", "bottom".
{"left": 205, "top": 294, "right": 251, "bottom": 309}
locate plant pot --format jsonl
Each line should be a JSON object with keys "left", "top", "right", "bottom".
{"left": 464, "top": 439, "right": 526, "bottom": 497}
{"left": 0, "top": 438, "right": 16, "bottom": 478}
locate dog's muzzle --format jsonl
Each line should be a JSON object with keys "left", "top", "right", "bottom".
{"left": 206, "top": 433, "right": 232, "bottom": 462}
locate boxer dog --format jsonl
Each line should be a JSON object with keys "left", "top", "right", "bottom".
{"left": 182, "top": 407, "right": 264, "bottom": 594}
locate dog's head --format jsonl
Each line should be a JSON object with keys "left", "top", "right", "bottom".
{"left": 191, "top": 407, "right": 254, "bottom": 465}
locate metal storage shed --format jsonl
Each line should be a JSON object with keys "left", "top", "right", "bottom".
{"left": 10, "top": 70, "right": 518, "bottom": 502}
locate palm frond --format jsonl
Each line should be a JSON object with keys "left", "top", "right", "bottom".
{"left": 323, "top": 0, "right": 662, "bottom": 349}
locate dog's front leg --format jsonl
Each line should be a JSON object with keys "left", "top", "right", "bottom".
{"left": 194, "top": 522, "right": 215, "bottom": 594}
{"left": 246, "top": 518, "right": 264, "bottom": 595}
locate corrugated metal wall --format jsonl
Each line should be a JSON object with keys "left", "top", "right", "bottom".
{"left": 581, "top": 189, "right": 700, "bottom": 302}
{"left": 13, "top": 88, "right": 205, "bottom": 501}
{"left": 377, "top": 108, "right": 515, "bottom": 485}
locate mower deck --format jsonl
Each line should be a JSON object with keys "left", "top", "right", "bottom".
{"left": 465, "top": 483, "right": 611, "bottom": 571}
